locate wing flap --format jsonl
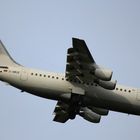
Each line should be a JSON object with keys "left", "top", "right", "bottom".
{"left": 53, "top": 101, "right": 70, "bottom": 123}
{"left": 53, "top": 111, "right": 69, "bottom": 123}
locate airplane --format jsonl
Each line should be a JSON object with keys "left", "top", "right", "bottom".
{"left": 0, "top": 38, "right": 140, "bottom": 123}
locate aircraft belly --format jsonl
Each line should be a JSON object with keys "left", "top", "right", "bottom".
{"left": 12, "top": 79, "right": 71, "bottom": 101}
{"left": 86, "top": 87, "right": 140, "bottom": 115}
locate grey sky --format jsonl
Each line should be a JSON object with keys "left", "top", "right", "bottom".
{"left": 0, "top": 0, "right": 140, "bottom": 140}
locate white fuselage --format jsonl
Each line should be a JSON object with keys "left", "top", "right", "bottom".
{"left": 1, "top": 66, "right": 140, "bottom": 115}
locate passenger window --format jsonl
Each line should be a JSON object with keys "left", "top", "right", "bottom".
{"left": 62, "top": 78, "right": 64, "bottom": 80}
{"left": 129, "top": 90, "right": 131, "bottom": 93}
{"left": 48, "top": 75, "right": 50, "bottom": 78}
{"left": 56, "top": 77, "right": 59, "bottom": 79}
{"left": 52, "top": 76, "right": 54, "bottom": 78}
{"left": 40, "top": 74, "right": 42, "bottom": 77}
{"left": 35, "top": 73, "right": 38, "bottom": 76}
{"left": 44, "top": 75, "right": 46, "bottom": 77}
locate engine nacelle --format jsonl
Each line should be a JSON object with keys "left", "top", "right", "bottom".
{"left": 98, "top": 80, "right": 117, "bottom": 90}
{"left": 79, "top": 107, "right": 101, "bottom": 123}
{"left": 89, "top": 106, "right": 109, "bottom": 116}
{"left": 94, "top": 68, "right": 113, "bottom": 81}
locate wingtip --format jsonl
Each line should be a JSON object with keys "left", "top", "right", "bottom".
{"left": 72, "top": 37, "right": 85, "bottom": 42}
{"left": 72, "top": 37, "right": 80, "bottom": 40}
{"left": 0, "top": 40, "right": 3, "bottom": 45}
{"left": 72, "top": 37, "right": 78, "bottom": 41}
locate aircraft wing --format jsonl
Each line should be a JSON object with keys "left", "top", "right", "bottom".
{"left": 66, "top": 38, "right": 98, "bottom": 83}
{"left": 53, "top": 101, "right": 104, "bottom": 123}
{"left": 53, "top": 38, "right": 115, "bottom": 123}
{"left": 66, "top": 38, "right": 116, "bottom": 90}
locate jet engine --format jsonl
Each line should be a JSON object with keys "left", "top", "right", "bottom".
{"left": 79, "top": 107, "right": 101, "bottom": 123}
{"left": 94, "top": 68, "right": 113, "bottom": 81}
{"left": 98, "top": 80, "right": 117, "bottom": 90}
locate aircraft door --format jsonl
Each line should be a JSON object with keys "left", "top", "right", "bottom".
{"left": 20, "top": 70, "right": 28, "bottom": 81}
{"left": 136, "top": 89, "right": 140, "bottom": 101}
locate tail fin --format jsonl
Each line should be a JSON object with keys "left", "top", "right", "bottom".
{"left": 0, "top": 40, "right": 20, "bottom": 67}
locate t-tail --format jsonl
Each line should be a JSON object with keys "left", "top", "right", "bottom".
{"left": 0, "top": 40, "right": 20, "bottom": 67}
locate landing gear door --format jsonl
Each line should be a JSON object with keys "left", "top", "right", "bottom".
{"left": 20, "top": 70, "right": 28, "bottom": 81}
{"left": 71, "top": 87, "right": 85, "bottom": 95}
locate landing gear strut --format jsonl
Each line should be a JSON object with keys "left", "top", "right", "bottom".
{"left": 68, "top": 94, "right": 83, "bottom": 119}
